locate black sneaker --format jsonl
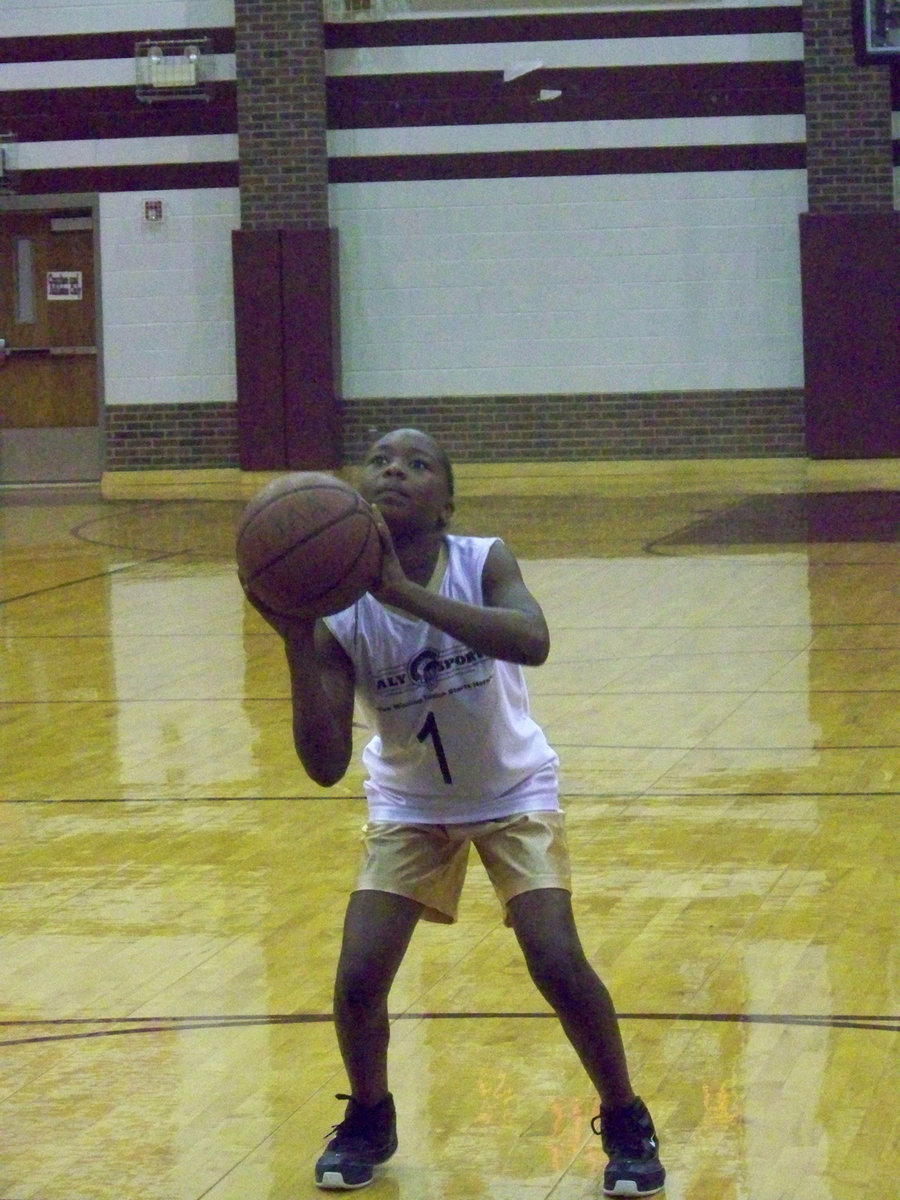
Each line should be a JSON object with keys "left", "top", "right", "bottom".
{"left": 314, "top": 1093, "right": 398, "bottom": 1190}
{"left": 593, "top": 1095, "right": 665, "bottom": 1196}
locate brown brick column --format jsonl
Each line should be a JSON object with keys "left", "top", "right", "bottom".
{"left": 799, "top": 0, "right": 900, "bottom": 456}
{"left": 233, "top": 0, "right": 341, "bottom": 469}
{"left": 234, "top": 0, "right": 329, "bottom": 228}
{"left": 803, "top": 0, "right": 894, "bottom": 211}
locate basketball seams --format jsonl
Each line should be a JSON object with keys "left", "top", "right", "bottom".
{"left": 236, "top": 480, "right": 362, "bottom": 559}
{"left": 302, "top": 514, "right": 381, "bottom": 605}
{"left": 275, "top": 519, "right": 381, "bottom": 616}
{"left": 265, "top": 512, "right": 376, "bottom": 606}
{"left": 240, "top": 496, "right": 371, "bottom": 585}
{"left": 236, "top": 472, "right": 383, "bottom": 618}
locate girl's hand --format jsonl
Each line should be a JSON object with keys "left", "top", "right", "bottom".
{"left": 239, "top": 574, "right": 316, "bottom": 645}
{"left": 368, "top": 504, "right": 408, "bottom": 603}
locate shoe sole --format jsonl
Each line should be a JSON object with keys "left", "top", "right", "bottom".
{"left": 603, "top": 1184, "right": 665, "bottom": 1197}
{"left": 315, "top": 1142, "right": 397, "bottom": 1191}
{"left": 316, "top": 1169, "right": 375, "bottom": 1190}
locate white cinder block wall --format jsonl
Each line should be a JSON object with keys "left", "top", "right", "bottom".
{"left": 325, "top": 10, "right": 808, "bottom": 402}
{"left": 331, "top": 171, "right": 807, "bottom": 399}
{"left": 100, "top": 189, "right": 241, "bottom": 406}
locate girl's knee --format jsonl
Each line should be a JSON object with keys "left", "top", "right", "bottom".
{"left": 335, "top": 954, "right": 393, "bottom": 1011}
{"left": 524, "top": 940, "right": 595, "bottom": 1000}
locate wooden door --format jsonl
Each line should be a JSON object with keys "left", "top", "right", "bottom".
{"left": 0, "top": 210, "right": 100, "bottom": 482}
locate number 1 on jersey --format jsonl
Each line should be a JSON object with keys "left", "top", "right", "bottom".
{"left": 417, "top": 711, "right": 453, "bottom": 784}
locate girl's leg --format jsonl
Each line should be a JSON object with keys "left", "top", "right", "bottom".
{"left": 507, "top": 887, "right": 634, "bottom": 1108}
{"left": 333, "top": 888, "right": 423, "bottom": 1106}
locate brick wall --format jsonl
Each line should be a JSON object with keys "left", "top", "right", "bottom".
{"left": 105, "top": 404, "right": 239, "bottom": 470}
{"left": 339, "top": 390, "right": 806, "bottom": 463}
{"left": 234, "top": 0, "right": 329, "bottom": 228}
{"left": 104, "top": 390, "right": 804, "bottom": 469}
{"left": 803, "top": 0, "right": 894, "bottom": 210}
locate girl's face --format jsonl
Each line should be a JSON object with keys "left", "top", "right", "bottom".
{"left": 359, "top": 429, "right": 454, "bottom": 536}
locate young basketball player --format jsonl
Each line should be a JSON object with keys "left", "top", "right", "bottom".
{"left": 246, "top": 428, "right": 665, "bottom": 1196}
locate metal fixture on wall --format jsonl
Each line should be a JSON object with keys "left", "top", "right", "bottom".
{"left": 135, "top": 39, "right": 211, "bottom": 102}
{"left": 0, "top": 134, "right": 19, "bottom": 194}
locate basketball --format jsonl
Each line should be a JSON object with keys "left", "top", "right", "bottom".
{"left": 236, "top": 472, "right": 382, "bottom": 618}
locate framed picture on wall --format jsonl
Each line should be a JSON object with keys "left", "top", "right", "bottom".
{"left": 855, "top": 0, "right": 900, "bottom": 60}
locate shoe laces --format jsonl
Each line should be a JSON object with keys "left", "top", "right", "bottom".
{"left": 592, "top": 1098, "right": 658, "bottom": 1159}
{"left": 325, "top": 1093, "right": 390, "bottom": 1147}
{"left": 325, "top": 1094, "right": 363, "bottom": 1143}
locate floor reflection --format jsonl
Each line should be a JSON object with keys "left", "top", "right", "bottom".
{"left": 652, "top": 490, "right": 900, "bottom": 547}
{"left": 0, "top": 466, "right": 896, "bottom": 1200}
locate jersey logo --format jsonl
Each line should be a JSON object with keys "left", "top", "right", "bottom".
{"left": 372, "top": 643, "right": 491, "bottom": 701}
{"left": 409, "top": 647, "right": 486, "bottom": 693}
{"left": 408, "top": 648, "right": 444, "bottom": 691}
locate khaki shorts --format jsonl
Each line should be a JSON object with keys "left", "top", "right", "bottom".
{"left": 354, "top": 810, "right": 572, "bottom": 924}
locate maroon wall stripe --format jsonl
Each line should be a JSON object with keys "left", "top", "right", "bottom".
{"left": 0, "top": 11, "right": 804, "bottom": 61}
{"left": 1, "top": 8, "right": 817, "bottom": 193}
{"left": 0, "top": 27, "right": 235, "bottom": 63}
{"left": 18, "top": 162, "right": 239, "bottom": 194}
{"left": 329, "top": 143, "right": 806, "bottom": 184}
{"left": 328, "top": 62, "right": 804, "bottom": 129}
{"left": 323, "top": 7, "right": 803, "bottom": 49}
{"left": 0, "top": 83, "right": 237, "bottom": 142}
{"left": 1, "top": 64, "right": 801, "bottom": 144}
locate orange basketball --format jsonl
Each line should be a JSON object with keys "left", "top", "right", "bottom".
{"left": 236, "top": 472, "right": 382, "bottom": 618}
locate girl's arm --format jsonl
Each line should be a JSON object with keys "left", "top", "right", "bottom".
{"left": 372, "top": 528, "right": 550, "bottom": 667}
{"left": 242, "top": 586, "right": 356, "bottom": 786}
{"left": 283, "top": 620, "right": 356, "bottom": 787}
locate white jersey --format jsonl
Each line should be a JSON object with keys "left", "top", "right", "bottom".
{"left": 324, "top": 535, "right": 558, "bottom": 823}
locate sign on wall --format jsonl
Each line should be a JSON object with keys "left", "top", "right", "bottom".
{"left": 47, "top": 271, "right": 83, "bottom": 301}
{"left": 855, "top": 0, "right": 900, "bottom": 59}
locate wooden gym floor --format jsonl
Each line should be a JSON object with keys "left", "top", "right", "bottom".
{"left": 1, "top": 458, "right": 898, "bottom": 1200}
